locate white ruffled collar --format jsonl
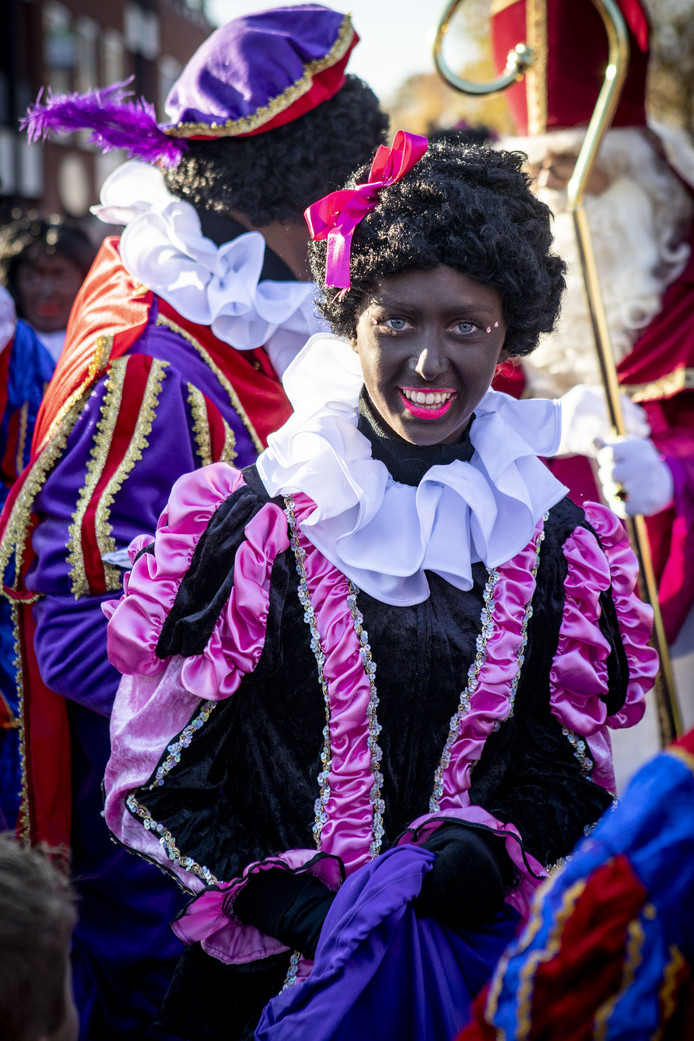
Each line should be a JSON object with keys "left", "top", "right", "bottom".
{"left": 92, "top": 160, "right": 326, "bottom": 373}
{"left": 256, "top": 334, "right": 568, "bottom": 606}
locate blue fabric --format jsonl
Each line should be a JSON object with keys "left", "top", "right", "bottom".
{"left": 486, "top": 742, "right": 694, "bottom": 1040}
{"left": 257, "top": 845, "right": 520, "bottom": 1041}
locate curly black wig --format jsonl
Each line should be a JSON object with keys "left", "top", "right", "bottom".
{"left": 309, "top": 140, "right": 566, "bottom": 358}
{"left": 164, "top": 76, "right": 389, "bottom": 227}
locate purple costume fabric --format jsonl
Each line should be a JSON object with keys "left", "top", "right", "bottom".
{"left": 29, "top": 302, "right": 259, "bottom": 715}
{"left": 23, "top": 293, "right": 277, "bottom": 1041}
{"left": 256, "top": 845, "right": 520, "bottom": 1041}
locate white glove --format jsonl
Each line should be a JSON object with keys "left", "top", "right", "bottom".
{"left": 596, "top": 437, "right": 674, "bottom": 518}
{"left": 556, "top": 385, "right": 651, "bottom": 458}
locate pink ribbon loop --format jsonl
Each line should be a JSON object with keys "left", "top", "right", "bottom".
{"left": 304, "top": 129, "right": 429, "bottom": 289}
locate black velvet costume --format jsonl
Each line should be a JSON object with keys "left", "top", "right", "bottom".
{"left": 104, "top": 401, "right": 653, "bottom": 1041}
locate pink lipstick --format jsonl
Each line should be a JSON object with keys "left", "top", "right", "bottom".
{"left": 399, "top": 388, "right": 456, "bottom": 420}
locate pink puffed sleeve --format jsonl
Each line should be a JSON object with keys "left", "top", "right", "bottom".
{"left": 549, "top": 501, "right": 659, "bottom": 791}
{"left": 103, "top": 461, "right": 290, "bottom": 700}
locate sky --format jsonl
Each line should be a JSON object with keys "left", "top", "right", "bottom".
{"left": 205, "top": 0, "right": 461, "bottom": 102}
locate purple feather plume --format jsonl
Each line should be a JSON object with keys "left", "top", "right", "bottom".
{"left": 21, "top": 80, "right": 187, "bottom": 168}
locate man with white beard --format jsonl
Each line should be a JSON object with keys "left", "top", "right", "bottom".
{"left": 490, "top": 0, "right": 694, "bottom": 768}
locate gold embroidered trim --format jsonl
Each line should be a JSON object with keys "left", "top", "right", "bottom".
{"left": 66, "top": 360, "right": 129, "bottom": 598}
{"left": 655, "top": 945, "right": 686, "bottom": 1037}
{"left": 593, "top": 917, "right": 645, "bottom": 1038}
{"left": 12, "top": 599, "right": 30, "bottom": 841}
{"left": 624, "top": 367, "right": 694, "bottom": 404}
{"left": 156, "top": 313, "right": 263, "bottom": 454}
{"left": 666, "top": 743, "right": 694, "bottom": 775}
{"left": 525, "top": 0, "right": 548, "bottom": 136}
{"left": 187, "top": 383, "right": 212, "bottom": 467}
{"left": 38, "top": 334, "right": 114, "bottom": 453}
{"left": 515, "top": 877, "right": 587, "bottom": 1039}
{"left": 15, "top": 402, "right": 29, "bottom": 479}
{"left": 220, "top": 418, "right": 237, "bottom": 464}
{"left": 89, "top": 334, "right": 114, "bottom": 379}
{"left": 96, "top": 359, "right": 169, "bottom": 592}
{"left": 0, "top": 383, "right": 95, "bottom": 594}
{"left": 165, "top": 15, "right": 354, "bottom": 139}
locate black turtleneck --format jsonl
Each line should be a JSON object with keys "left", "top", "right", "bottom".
{"left": 357, "top": 391, "right": 474, "bottom": 487}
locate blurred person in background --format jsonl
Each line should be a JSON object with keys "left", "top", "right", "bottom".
{"left": 0, "top": 831, "right": 79, "bottom": 1041}
{"left": 1, "top": 214, "right": 97, "bottom": 363}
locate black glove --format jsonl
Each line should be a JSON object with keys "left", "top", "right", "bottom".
{"left": 233, "top": 868, "right": 335, "bottom": 959}
{"left": 413, "top": 823, "right": 516, "bottom": 930}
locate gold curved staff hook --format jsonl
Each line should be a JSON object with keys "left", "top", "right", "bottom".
{"left": 433, "top": 0, "right": 535, "bottom": 95}
{"left": 432, "top": 0, "right": 683, "bottom": 746}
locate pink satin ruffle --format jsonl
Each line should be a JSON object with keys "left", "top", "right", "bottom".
{"left": 437, "top": 528, "right": 541, "bottom": 811}
{"left": 105, "top": 659, "right": 214, "bottom": 892}
{"left": 549, "top": 502, "right": 658, "bottom": 792}
{"left": 399, "top": 806, "right": 546, "bottom": 919}
{"left": 584, "top": 502, "right": 659, "bottom": 723}
{"left": 172, "top": 851, "right": 342, "bottom": 966}
{"left": 105, "top": 462, "right": 289, "bottom": 700}
{"left": 399, "top": 522, "right": 546, "bottom": 916}
{"left": 292, "top": 493, "right": 384, "bottom": 878}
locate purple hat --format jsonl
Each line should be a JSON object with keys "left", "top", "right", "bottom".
{"left": 23, "top": 4, "right": 358, "bottom": 166}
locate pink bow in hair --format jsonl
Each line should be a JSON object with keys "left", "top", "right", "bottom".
{"left": 304, "top": 129, "right": 429, "bottom": 289}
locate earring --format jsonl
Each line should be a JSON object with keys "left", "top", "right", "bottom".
{"left": 493, "top": 321, "right": 499, "bottom": 328}
{"left": 485, "top": 326, "right": 491, "bottom": 334}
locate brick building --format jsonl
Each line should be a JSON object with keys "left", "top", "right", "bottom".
{"left": 0, "top": 0, "right": 213, "bottom": 222}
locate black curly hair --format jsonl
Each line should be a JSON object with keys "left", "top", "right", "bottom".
{"left": 164, "top": 76, "right": 389, "bottom": 227}
{"left": 309, "top": 140, "right": 566, "bottom": 357}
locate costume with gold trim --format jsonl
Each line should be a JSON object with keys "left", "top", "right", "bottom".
{"left": 0, "top": 313, "right": 54, "bottom": 828}
{"left": 0, "top": 234, "right": 300, "bottom": 1041}
{"left": 457, "top": 726, "right": 694, "bottom": 1040}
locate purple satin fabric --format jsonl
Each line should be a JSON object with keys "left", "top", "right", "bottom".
{"left": 256, "top": 845, "right": 521, "bottom": 1041}
{"left": 165, "top": 6, "right": 351, "bottom": 130}
{"left": 28, "top": 314, "right": 259, "bottom": 716}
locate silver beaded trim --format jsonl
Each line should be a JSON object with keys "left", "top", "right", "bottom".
{"left": 562, "top": 726, "right": 594, "bottom": 777}
{"left": 429, "top": 517, "right": 547, "bottom": 813}
{"left": 282, "top": 950, "right": 302, "bottom": 991}
{"left": 126, "top": 793, "right": 219, "bottom": 884}
{"left": 347, "top": 581, "right": 385, "bottom": 859}
{"left": 507, "top": 520, "right": 546, "bottom": 720}
{"left": 429, "top": 567, "right": 500, "bottom": 812}
{"left": 285, "top": 496, "right": 333, "bottom": 850}
{"left": 145, "top": 700, "right": 217, "bottom": 790}
{"left": 126, "top": 698, "right": 220, "bottom": 883}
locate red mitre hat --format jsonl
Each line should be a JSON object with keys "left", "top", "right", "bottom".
{"left": 490, "top": 0, "right": 650, "bottom": 135}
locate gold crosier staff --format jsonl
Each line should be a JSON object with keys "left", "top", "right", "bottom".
{"left": 433, "top": 0, "right": 682, "bottom": 745}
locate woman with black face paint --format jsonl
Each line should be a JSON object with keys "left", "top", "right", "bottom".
{"left": 103, "top": 134, "right": 658, "bottom": 1041}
